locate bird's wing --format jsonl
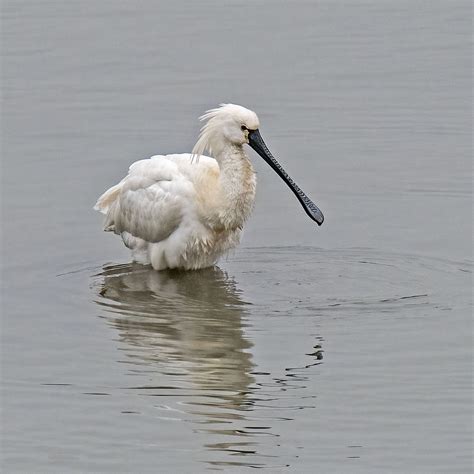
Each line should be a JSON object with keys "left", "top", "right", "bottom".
{"left": 98, "top": 155, "right": 202, "bottom": 243}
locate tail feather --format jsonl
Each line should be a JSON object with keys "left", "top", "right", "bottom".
{"left": 94, "top": 182, "right": 122, "bottom": 215}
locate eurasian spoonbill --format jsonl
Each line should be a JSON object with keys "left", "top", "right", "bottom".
{"left": 95, "top": 104, "right": 324, "bottom": 270}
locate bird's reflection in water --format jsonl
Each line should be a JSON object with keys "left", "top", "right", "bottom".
{"left": 94, "top": 263, "right": 266, "bottom": 467}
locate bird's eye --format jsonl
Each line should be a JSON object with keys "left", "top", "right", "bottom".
{"left": 241, "top": 125, "right": 248, "bottom": 131}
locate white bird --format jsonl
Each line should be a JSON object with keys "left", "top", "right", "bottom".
{"left": 95, "top": 104, "right": 324, "bottom": 271}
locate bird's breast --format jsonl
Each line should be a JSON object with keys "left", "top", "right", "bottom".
{"left": 195, "top": 155, "right": 256, "bottom": 232}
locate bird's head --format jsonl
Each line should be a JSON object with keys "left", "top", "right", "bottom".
{"left": 192, "top": 104, "right": 260, "bottom": 157}
{"left": 192, "top": 103, "right": 325, "bottom": 226}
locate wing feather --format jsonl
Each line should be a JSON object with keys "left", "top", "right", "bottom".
{"left": 99, "top": 155, "right": 197, "bottom": 243}
{"left": 95, "top": 153, "right": 220, "bottom": 243}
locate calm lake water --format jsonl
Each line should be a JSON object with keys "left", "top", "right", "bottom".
{"left": 1, "top": 0, "right": 472, "bottom": 472}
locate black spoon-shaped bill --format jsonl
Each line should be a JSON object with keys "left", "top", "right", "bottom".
{"left": 248, "top": 129, "right": 324, "bottom": 226}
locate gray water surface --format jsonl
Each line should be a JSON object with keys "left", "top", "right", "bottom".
{"left": 1, "top": 1, "right": 472, "bottom": 473}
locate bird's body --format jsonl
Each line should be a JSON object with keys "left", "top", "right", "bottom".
{"left": 95, "top": 151, "right": 256, "bottom": 270}
{"left": 95, "top": 104, "right": 324, "bottom": 271}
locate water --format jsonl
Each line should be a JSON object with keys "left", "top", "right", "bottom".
{"left": 1, "top": 1, "right": 472, "bottom": 472}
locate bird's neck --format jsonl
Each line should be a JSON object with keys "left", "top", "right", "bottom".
{"left": 215, "top": 146, "right": 256, "bottom": 229}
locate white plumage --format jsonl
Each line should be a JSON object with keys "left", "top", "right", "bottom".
{"left": 95, "top": 104, "right": 324, "bottom": 271}
{"left": 95, "top": 105, "right": 258, "bottom": 270}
